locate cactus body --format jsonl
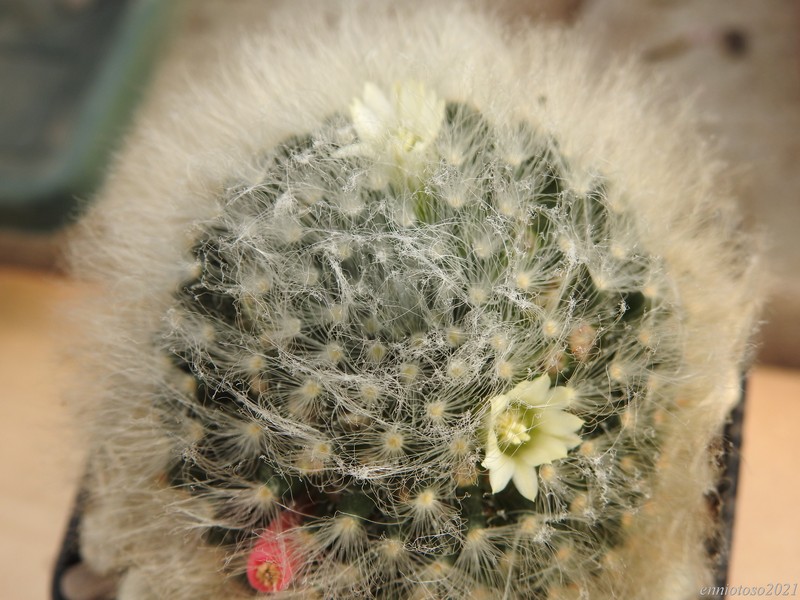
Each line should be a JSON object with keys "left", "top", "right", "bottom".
{"left": 71, "top": 3, "right": 761, "bottom": 599}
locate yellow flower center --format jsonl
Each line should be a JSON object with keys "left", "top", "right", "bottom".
{"left": 396, "top": 126, "right": 423, "bottom": 152}
{"left": 495, "top": 409, "right": 531, "bottom": 450}
{"left": 255, "top": 561, "right": 282, "bottom": 590}
{"left": 389, "top": 126, "right": 427, "bottom": 166}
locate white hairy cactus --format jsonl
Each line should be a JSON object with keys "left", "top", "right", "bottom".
{"left": 69, "top": 2, "right": 761, "bottom": 599}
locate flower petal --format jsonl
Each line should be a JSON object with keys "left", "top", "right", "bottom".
{"left": 518, "top": 434, "right": 570, "bottom": 466}
{"left": 351, "top": 99, "right": 383, "bottom": 144}
{"left": 396, "top": 81, "right": 444, "bottom": 141}
{"left": 362, "top": 82, "right": 394, "bottom": 122}
{"left": 484, "top": 452, "right": 515, "bottom": 494}
{"left": 537, "top": 410, "right": 584, "bottom": 438}
{"left": 510, "top": 375, "right": 551, "bottom": 407}
{"left": 545, "top": 386, "right": 576, "bottom": 408}
{"left": 512, "top": 466, "right": 539, "bottom": 502}
{"left": 483, "top": 429, "right": 500, "bottom": 460}
{"left": 490, "top": 393, "right": 510, "bottom": 417}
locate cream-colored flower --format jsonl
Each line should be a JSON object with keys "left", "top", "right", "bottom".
{"left": 339, "top": 81, "right": 445, "bottom": 187}
{"left": 481, "top": 375, "right": 583, "bottom": 502}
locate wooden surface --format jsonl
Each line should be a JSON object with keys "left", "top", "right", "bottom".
{"left": 0, "top": 267, "right": 87, "bottom": 600}
{"left": 0, "top": 266, "right": 797, "bottom": 599}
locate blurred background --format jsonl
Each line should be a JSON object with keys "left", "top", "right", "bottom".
{"left": 1, "top": 1, "right": 798, "bottom": 598}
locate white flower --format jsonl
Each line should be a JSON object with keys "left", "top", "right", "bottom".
{"left": 481, "top": 375, "right": 583, "bottom": 502}
{"left": 339, "top": 81, "right": 445, "bottom": 187}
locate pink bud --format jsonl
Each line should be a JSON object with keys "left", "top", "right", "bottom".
{"left": 246, "top": 511, "right": 301, "bottom": 593}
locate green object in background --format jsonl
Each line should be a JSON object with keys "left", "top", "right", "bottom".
{"left": 0, "top": 0, "right": 174, "bottom": 231}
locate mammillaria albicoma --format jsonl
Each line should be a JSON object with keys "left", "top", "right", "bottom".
{"left": 70, "top": 3, "right": 761, "bottom": 599}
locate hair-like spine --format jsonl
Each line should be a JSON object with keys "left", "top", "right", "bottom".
{"left": 69, "top": 2, "right": 762, "bottom": 599}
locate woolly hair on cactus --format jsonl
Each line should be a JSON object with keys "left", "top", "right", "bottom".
{"left": 66, "top": 2, "right": 761, "bottom": 599}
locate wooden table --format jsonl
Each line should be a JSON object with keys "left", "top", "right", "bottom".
{"left": 0, "top": 266, "right": 797, "bottom": 599}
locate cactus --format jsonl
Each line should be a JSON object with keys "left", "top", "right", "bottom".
{"left": 71, "top": 4, "right": 761, "bottom": 600}
{"left": 156, "top": 85, "right": 676, "bottom": 598}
